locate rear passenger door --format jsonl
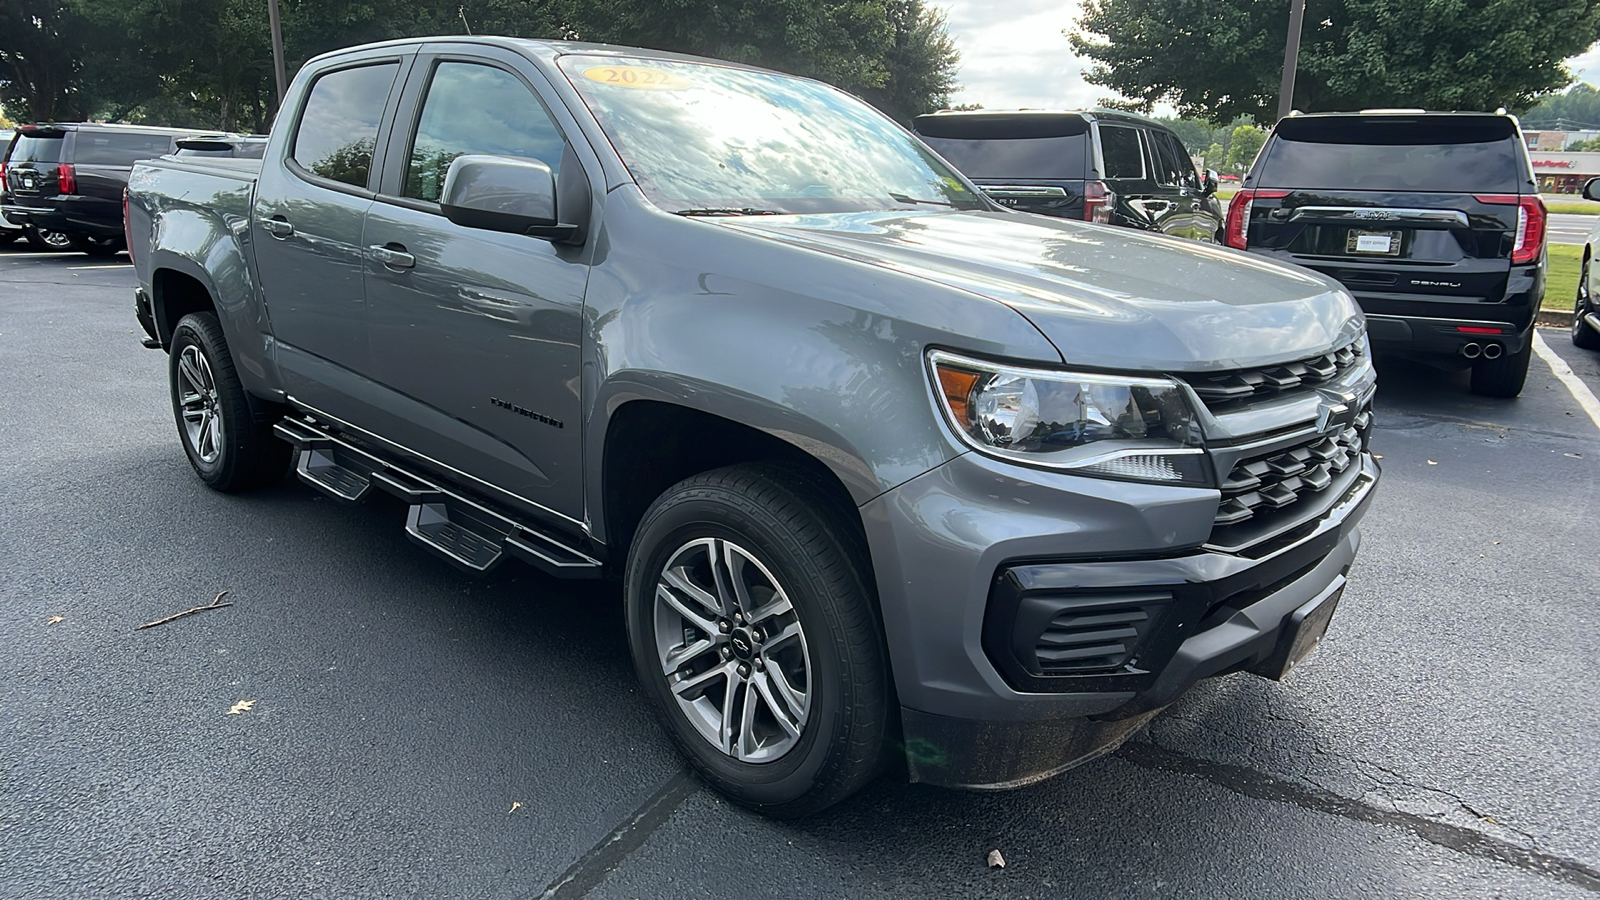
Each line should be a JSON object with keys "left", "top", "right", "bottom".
{"left": 1097, "top": 123, "right": 1166, "bottom": 233}
{"left": 252, "top": 52, "right": 409, "bottom": 419}
{"left": 360, "top": 45, "right": 595, "bottom": 524}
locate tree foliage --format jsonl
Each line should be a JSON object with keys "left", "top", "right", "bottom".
{"left": 0, "top": 0, "right": 959, "bottom": 129}
{"left": 1224, "top": 124, "right": 1266, "bottom": 172}
{"left": 1520, "top": 82, "right": 1600, "bottom": 129}
{"left": 1069, "top": 0, "right": 1600, "bottom": 123}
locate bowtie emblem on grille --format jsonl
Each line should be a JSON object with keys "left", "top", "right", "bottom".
{"left": 1316, "top": 398, "right": 1352, "bottom": 434}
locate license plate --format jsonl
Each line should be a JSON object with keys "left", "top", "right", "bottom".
{"left": 1346, "top": 229, "right": 1400, "bottom": 255}
{"left": 1250, "top": 584, "right": 1343, "bottom": 681}
{"left": 18, "top": 174, "right": 35, "bottom": 189}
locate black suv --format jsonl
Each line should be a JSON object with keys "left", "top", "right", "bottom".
{"left": 1, "top": 123, "right": 193, "bottom": 256}
{"left": 1230, "top": 111, "right": 1543, "bottom": 397}
{"left": 912, "top": 109, "right": 1224, "bottom": 242}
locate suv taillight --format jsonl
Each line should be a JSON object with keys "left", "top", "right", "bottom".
{"left": 56, "top": 163, "right": 77, "bottom": 195}
{"left": 1083, "top": 179, "right": 1113, "bottom": 224}
{"left": 1224, "top": 188, "right": 1290, "bottom": 250}
{"left": 1475, "top": 194, "right": 1546, "bottom": 265}
{"left": 0, "top": 161, "right": 7, "bottom": 192}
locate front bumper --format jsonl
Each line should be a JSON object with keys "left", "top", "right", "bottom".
{"left": 862, "top": 447, "right": 1378, "bottom": 790}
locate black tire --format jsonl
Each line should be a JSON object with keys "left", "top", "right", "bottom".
{"left": 168, "top": 312, "right": 292, "bottom": 491}
{"left": 1469, "top": 340, "right": 1532, "bottom": 398}
{"left": 1575, "top": 256, "right": 1600, "bottom": 350}
{"left": 69, "top": 234, "right": 123, "bottom": 257}
{"left": 0, "top": 229, "right": 18, "bottom": 246}
{"left": 625, "top": 462, "right": 892, "bottom": 818}
{"left": 23, "top": 225, "right": 71, "bottom": 251}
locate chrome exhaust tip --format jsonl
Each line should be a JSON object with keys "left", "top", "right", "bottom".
{"left": 1482, "top": 343, "right": 1503, "bottom": 360}
{"left": 1461, "top": 343, "right": 1482, "bottom": 359}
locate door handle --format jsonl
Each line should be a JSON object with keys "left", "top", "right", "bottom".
{"left": 259, "top": 217, "right": 294, "bottom": 238}
{"left": 368, "top": 244, "right": 415, "bottom": 269}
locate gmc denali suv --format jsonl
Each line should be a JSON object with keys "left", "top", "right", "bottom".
{"left": 1228, "top": 111, "right": 1544, "bottom": 397}
{"left": 127, "top": 38, "right": 1380, "bottom": 816}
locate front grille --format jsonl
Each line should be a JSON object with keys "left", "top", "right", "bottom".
{"left": 1183, "top": 342, "right": 1365, "bottom": 411}
{"left": 1209, "top": 408, "right": 1371, "bottom": 550}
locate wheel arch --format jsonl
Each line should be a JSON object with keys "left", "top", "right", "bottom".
{"left": 597, "top": 398, "right": 873, "bottom": 570}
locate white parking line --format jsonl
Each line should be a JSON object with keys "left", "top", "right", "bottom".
{"left": 1533, "top": 330, "right": 1600, "bottom": 432}
{"left": 67, "top": 263, "right": 132, "bottom": 269}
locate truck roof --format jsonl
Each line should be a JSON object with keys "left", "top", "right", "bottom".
{"left": 304, "top": 35, "right": 780, "bottom": 75}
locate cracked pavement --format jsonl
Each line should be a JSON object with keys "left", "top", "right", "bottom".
{"left": 2, "top": 245, "right": 1598, "bottom": 898}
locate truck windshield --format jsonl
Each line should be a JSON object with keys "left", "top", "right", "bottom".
{"left": 559, "top": 55, "right": 986, "bottom": 215}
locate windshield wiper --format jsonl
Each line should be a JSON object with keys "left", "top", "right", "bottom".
{"left": 888, "top": 192, "right": 954, "bottom": 207}
{"left": 672, "top": 207, "right": 782, "bottom": 217}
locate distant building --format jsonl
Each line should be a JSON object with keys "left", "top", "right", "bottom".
{"left": 1529, "top": 151, "right": 1600, "bottom": 192}
{"left": 1522, "top": 130, "right": 1600, "bottom": 151}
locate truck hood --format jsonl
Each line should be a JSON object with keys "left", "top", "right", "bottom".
{"left": 722, "top": 209, "right": 1363, "bottom": 372}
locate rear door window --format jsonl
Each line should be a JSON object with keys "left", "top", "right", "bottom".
{"left": 1098, "top": 125, "right": 1145, "bottom": 180}
{"left": 292, "top": 62, "right": 400, "bottom": 188}
{"left": 1150, "top": 131, "right": 1192, "bottom": 187}
{"left": 918, "top": 133, "right": 1087, "bottom": 181}
{"left": 7, "top": 134, "right": 64, "bottom": 164}
{"left": 73, "top": 132, "right": 175, "bottom": 165}
{"left": 1255, "top": 117, "right": 1524, "bottom": 192}
{"left": 402, "top": 61, "right": 565, "bottom": 203}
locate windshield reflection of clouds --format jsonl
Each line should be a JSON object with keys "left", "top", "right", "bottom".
{"left": 560, "top": 56, "right": 984, "bottom": 215}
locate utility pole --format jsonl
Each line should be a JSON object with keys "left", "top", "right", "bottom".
{"left": 268, "top": 0, "right": 288, "bottom": 105}
{"left": 1277, "top": 0, "right": 1306, "bottom": 122}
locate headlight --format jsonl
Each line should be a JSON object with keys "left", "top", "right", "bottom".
{"left": 929, "top": 350, "right": 1210, "bottom": 485}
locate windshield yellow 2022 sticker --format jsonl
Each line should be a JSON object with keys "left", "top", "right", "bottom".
{"left": 582, "top": 66, "right": 690, "bottom": 90}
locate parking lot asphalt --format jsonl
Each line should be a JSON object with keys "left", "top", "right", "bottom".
{"left": 1546, "top": 213, "right": 1593, "bottom": 246}
{"left": 2, "top": 245, "right": 1598, "bottom": 899}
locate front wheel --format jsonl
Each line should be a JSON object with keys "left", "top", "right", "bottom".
{"left": 69, "top": 234, "right": 123, "bottom": 257}
{"left": 168, "top": 312, "right": 291, "bottom": 491}
{"left": 1575, "top": 257, "right": 1600, "bottom": 350}
{"left": 625, "top": 463, "right": 892, "bottom": 818}
{"left": 24, "top": 225, "right": 72, "bottom": 251}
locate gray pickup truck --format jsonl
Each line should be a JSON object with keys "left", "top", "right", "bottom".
{"left": 128, "top": 37, "right": 1379, "bottom": 816}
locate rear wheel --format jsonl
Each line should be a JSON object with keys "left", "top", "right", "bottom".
{"left": 69, "top": 234, "right": 123, "bottom": 257}
{"left": 0, "top": 229, "right": 18, "bottom": 246}
{"left": 625, "top": 463, "right": 891, "bottom": 818}
{"left": 24, "top": 225, "right": 72, "bottom": 251}
{"left": 168, "top": 312, "right": 292, "bottom": 491}
{"left": 1574, "top": 257, "right": 1600, "bottom": 350}
{"left": 1469, "top": 340, "right": 1532, "bottom": 398}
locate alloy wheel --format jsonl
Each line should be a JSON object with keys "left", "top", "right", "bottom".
{"left": 177, "top": 344, "right": 224, "bottom": 464}
{"left": 653, "top": 537, "right": 812, "bottom": 763}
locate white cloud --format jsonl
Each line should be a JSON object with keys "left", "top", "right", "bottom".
{"left": 939, "top": 0, "right": 1099, "bottom": 111}
{"left": 937, "top": 6, "right": 1600, "bottom": 115}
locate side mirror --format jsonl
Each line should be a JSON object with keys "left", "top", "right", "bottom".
{"left": 1584, "top": 177, "right": 1600, "bottom": 203}
{"left": 1202, "top": 169, "right": 1220, "bottom": 197}
{"left": 440, "top": 154, "right": 577, "bottom": 242}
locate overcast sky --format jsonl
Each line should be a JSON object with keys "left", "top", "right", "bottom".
{"left": 940, "top": 0, "right": 1600, "bottom": 113}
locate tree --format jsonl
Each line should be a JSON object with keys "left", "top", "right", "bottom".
{"left": 1569, "top": 137, "right": 1600, "bottom": 151}
{"left": 858, "top": 0, "right": 960, "bottom": 122}
{"left": 1224, "top": 125, "right": 1266, "bottom": 172}
{"left": 1204, "top": 141, "right": 1225, "bottom": 168}
{"left": 1521, "top": 82, "right": 1600, "bottom": 129}
{"left": 0, "top": 0, "right": 81, "bottom": 121}
{"left": 1069, "top": 0, "right": 1600, "bottom": 123}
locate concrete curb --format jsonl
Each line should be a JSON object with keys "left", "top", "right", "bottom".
{"left": 1537, "top": 309, "right": 1575, "bottom": 329}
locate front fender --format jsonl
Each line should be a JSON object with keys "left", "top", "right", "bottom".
{"left": 580, "top": 192, "right": 1063, "bottom": 541}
